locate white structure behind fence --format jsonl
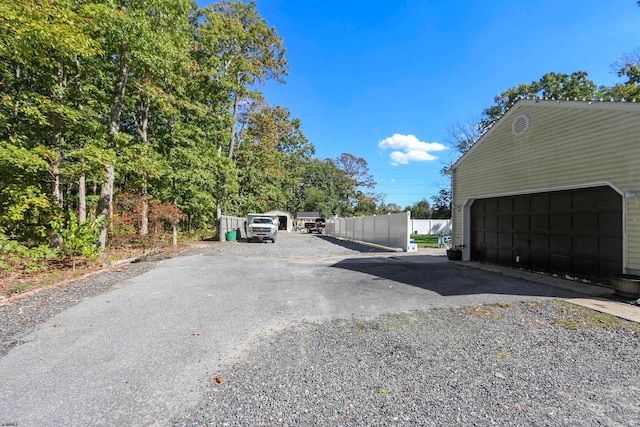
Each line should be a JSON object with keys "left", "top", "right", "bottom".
{"left": 411, "top": 219, "right": 451, "bottom": 235}
{"left": 326, "top": 212, "right": 411, "bottom": 251}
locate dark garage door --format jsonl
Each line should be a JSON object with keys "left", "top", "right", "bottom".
{"left": 470, "top": 186, "right": 622, "bottom": 281}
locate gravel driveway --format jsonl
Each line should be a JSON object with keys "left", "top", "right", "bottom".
{"left": 1, "top": 233, "right": 639, "bottom": 426}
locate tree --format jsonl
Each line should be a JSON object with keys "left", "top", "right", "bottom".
{"left": 235, "top": 103, "right": 313, "bottom": 215}
{"left": 430, "top": 189, "right": 451, "bottom": 219}
{"left": 377, "top": 203, "right": 403, "bottom": 214}
{"left": 195, "top": 1, "right": 288, "bottom": 220}
{"left": 0, "top": 0, "right": 104, "bottom": 245}
{"left": 605, "top": 48, "right": 640, "bottom": 100}
{"left": 480, "top": 71, "right": 598, "bottom": 131}
{"left": 93, "top": 0, "right": 195, "bottom": 248}
{"left": 406, "top": 198, "right": 431, "bottom": 219}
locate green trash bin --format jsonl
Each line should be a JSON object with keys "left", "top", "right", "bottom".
{"left": 225, "top": 230, "right": 236, "bottom": 242}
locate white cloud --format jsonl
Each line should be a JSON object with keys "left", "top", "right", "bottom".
{"left": 378, "top": 134, "right": 447, "bottom": 165}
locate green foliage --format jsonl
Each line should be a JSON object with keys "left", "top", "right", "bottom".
{"left": 480, "top": 71, "right": 599, "bottom": 130}
{"left": 0, "top": 232, "right": 58, "bottom": 263}
{"left": 51, "top": 213, "right": 106, "bottom": 258}
{"left": 0, "top": 0, "right": 475, "bottom": 252}
{"left": 430, "top": 189, "right": 451, "bottom": 219}
{"left": 605, "top": 48, "right": 640, "bottom": 101}
{"left": 10, "top": 283, "right": 29, "bottom": 294}
{"left": 405, "top": 198, "right": 431, "bottom": 219}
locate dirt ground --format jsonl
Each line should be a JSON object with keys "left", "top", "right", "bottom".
{"left": 0, "top": 242, "right": 196, "bottom": 299}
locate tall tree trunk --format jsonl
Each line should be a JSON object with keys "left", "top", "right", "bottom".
{"left": 51, "top": 142, "right": 63, "bottom": 209}
{"left": 216, "top": 92, "right": 241, "bottom": 224}
{"left": 227, "top": 92, "right": 241, "bottom": 159}
{"left": 137, "top": 96, "right": 150, "bottom": 236}
{"left": 172, "top": 221, "right": 178, "bottom": 248}
{"left": 50, "top": 79, "right": 65, "bottom": 248}
{"left": 78, "top": 173, "right": 86, "bottom": 223}
{"left": 97, "top": 165, "right": 114, "bottom": 246}
{"left": 51, "top": 63, "right": 66, "bottom": 211}
{"left": 97, "top": 48, "right": 128, "bottom": 249}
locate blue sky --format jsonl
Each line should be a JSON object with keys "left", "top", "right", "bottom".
{"left": 209, "top": 1, "right": 640, "bottom": 209}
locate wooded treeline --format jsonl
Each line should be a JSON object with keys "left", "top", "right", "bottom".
{"left": 0, "top": 0, "right": 387, "bottom": 258}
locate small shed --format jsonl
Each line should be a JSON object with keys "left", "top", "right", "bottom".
{"left": 449, "top": 99, "right": 640, "bottom": 284}
{"left": 265, "top": 210, "right": 295, "bottom": 232}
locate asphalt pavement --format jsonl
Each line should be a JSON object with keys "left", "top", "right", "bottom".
{"left": 0, "top": 232, "right": 633, "bottom": 426}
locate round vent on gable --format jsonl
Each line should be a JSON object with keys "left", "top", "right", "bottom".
{"left": 512, "top": 114, "right": 530, "bottom": 135}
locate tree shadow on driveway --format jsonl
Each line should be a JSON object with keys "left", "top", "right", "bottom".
{"left": 329, "top": 256, "right": 589, "bottom": 298}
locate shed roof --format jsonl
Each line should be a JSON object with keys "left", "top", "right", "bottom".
{"left": 296, "top": 211, "right": 320, "bottom": 218}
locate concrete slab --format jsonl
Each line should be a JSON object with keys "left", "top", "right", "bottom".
{"left": 448, "top": 260, "right": 640, "bottom": 323}
{"left": 563, "top": 297, "right": 640, "bottom": 323}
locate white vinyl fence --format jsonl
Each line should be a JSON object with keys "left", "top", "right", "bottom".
{"left": 219, "top": 215, "right": 246, "bottom": 241}
{"left": 411, "top": 219, "right": 451, "bottom": 235}
{"left": 325, "top": 212, "right": 412, "bottom": 252}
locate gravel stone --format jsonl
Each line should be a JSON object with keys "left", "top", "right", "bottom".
{"left": 174, "top": 303, "right": 640, "bottom": 426}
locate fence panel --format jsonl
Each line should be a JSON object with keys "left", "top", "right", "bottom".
{"left": 219, "top": 215, "right": 246, "bottom": 241}
{"left": 411, "top": 219, "right": 452, "bottom": 235}
{"left": 326, "top": 212, "right": 411, "bottom": 251}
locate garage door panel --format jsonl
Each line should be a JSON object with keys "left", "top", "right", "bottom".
{"left": 513, "top": 232, "right": 530, "bottom": 249}
{"left": 549, "top": 254, "right": 571, "bottom": 272}
{"left": 513, "top": 196, "right": 530, "bottom": 213}
{"left": 498, "top": 232, "right": 512, "bottom": 247}
{"left": 572, "top": 258, "right": 598, "bottom": 276}
{"left": 550, "top": 192, "right": 571, "bottom": 212}
{"left": 550, "top": 234, "right": 571, "bottom": 253}
{"left": 498, "top": 198, "right": 512, "bottom": 214}
{"left": 573, "top": 213, "right": 597, "bottom": 233}
{"left": 485, "top": 215, "right": 498, "bottom": 231}
{"left": 473, "top": 231, "right": 484, "bottom": 245}
{"left": 498, "top": 215, "right": 512, "bottom": 231}
{"left": 514, "top": 251, "right": 529, "bottom": 265}
{"left": 572, "top": 188, "right": 598, "bottom": 210}
{"left": 530, "top": 250, "right": 549, "bottom": 270}
{"left": 485, "top": 247, "right": 498, "bottom": 263}
{"left": 599, "top": 188, "right": 621, "bottom": 208}
{"left": 600, "top": 259, "right": 622, "bottom": 277}
{"left": 471, "top": 214, "right": 483, "bottom": 229}
{"left": 530, "top": 233, "right": 548, "bottom": 250}
{"left": 513, "top": 215, "right": 529, "bottom": 231}
{"left": 530, "top": 214, "right": 548, "bottom": 232}
{"left": 549, "top": 214, "right": 570, "bottom": 232}
{"left": 498, "top": 249, "right": 512, "bottom": 265}
{"left": 470, "top": 186, "right": 622, "bottom": 282}
{"left": 573, "top": 235, "right": 597, "bottom": 256}
{"left": 599, "top": 236, "right": 623, "bottom": 259}
{"left": 484, "top": 231, "right": 497, "bottom": 246}
{"left": 530, "top": 194, "right": 549, "bottom": 212}
{"left": 599, "top": 212, "right": 622, "bottom": 235}
{"left": 471, "top": 245, "right": 484, "bottom": 260}
{"left": 485, "top": 199, "right": 498, "bottom": 214}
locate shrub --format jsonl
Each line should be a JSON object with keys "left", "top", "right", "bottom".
{"left": 51, "top": 213, "right": 106, "bottom": 258}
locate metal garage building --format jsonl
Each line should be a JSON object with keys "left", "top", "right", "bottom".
{"left": 449, "top": 99, "right": 640, "bottom": 283}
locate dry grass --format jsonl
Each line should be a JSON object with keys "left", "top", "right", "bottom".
{"left": 0, "top": 242, "right": 193, "bottom": 298}
{"left": 550, "top": 300, "right": 640, "bottom": 332}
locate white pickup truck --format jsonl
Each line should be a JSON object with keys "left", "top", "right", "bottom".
{"left": 246, "top": 215, "right": 278, "bottom": 243}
